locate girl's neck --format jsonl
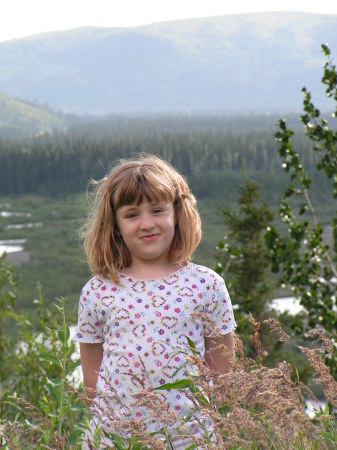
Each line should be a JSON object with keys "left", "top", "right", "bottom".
{"left": 120, "top": 261, "right": 183, "bottom": 281}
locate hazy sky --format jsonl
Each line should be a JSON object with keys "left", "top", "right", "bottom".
{"left": 1, "top": 0, "right": 337, "bottom": 43}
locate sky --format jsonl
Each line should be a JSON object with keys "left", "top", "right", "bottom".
{"left": 1, "top": 0, "right": 337, "bottom": 43}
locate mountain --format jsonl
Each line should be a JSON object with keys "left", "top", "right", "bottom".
{"left": 0, "top": 12, "right": 336, "bottom": 114}
{"left": 0, "top": 92, "right": 67, "bottom": 139}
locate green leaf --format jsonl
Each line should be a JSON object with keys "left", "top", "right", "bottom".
{"left": 107, "top": 433, "right": 127, "bottom": 449}
{"left": 321, "top": 43, "right": 331, "bottom": 56}
{"left": 39, "top": 352, "right": 62, "bottom": 368}
{"left": 45, "top": 378, "right": 62, "bottom": 402}
{"left": 68, "top": 429, "right": 84, "bottom": 445}
{"left": 153, "top": 379, "right": 191, "bottom": 390}
{"left": 65, "top": 358, "right": 81, "bottom": 376}
{"left": 186, "top": 336, "right": 196, "bottom": 350}
{"left": 58, "top": 326, "right": 70, "bottom": 343}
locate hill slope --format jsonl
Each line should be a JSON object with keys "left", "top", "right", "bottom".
{"left": 0, "top": 12, "right": 336, "bottom": 114}
{"left": 0, "top": 92, "right": 66, "bottom": 139}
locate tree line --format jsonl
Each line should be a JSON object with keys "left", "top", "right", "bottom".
{"left": 0, "top": 121, "right": 322, "bottom": 196}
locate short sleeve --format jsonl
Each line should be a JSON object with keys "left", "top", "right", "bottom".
{"left": 74, "top": 279, "right": 105, "bottom": 343}
{"left": 204, "top": 273, "right": 236, "bottom": 337}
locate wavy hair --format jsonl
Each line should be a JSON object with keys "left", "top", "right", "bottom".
{"left": 81, "top": 154, "right": 202, "bottom": 283}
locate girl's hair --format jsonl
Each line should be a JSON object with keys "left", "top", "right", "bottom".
{"left": 82, "top": 154, "right": 202, "bottom": 283}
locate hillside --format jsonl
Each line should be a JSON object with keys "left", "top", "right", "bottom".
{"left": 0, "top": 92, "right": 66, "bottom": 139}
{"left": 0, "top": 12, "right": 336, "bottom": 114}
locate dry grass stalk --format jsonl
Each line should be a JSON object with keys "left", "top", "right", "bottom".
{"left": 264, "top": 317, "right": 290, "bottom": 342}
{"left": 3, "top": 319, "right": 336, "bottom": 449}
{"left": 249, "top": 313, "right": 268, "bottom": 364}
{"left": 298, "top": 345, "right": 337, "bottom": 408}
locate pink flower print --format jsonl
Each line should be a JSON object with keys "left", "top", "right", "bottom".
{"left": 155, "top": 361, "right": 162, "bottom": 367}
{"left": 174, "top": 308, "right": 181, "bottom": 313}
{"left": 135, "top": 313, "right": 141, "bottom": 319}
{"left": 175, "top": 405, "right": 181, "bottom": 411}
{"left": 174, "top": 356, "right": 180, "bottom": 362}
{"left": 102, "top": 286, "right": 106, "bottom": 291}
{"left": 159, "top": 379, "right": 166, "bottom": 385}
{"left": 147, "top": 291, "right": 153, "bottom": 296}
{"left": 134, "top": 362, "right": 140, "bottom": 368}
{"left": 164, "top": 305, "right": 169, "bottom": 310}
{"left": 144, "top": 352, "right": 149, "bottom": 357}
{"left": 164, "top": 353, "right": 169, "bottom": 359}
{"left": 128, "top": 304, "right": 133, "bottom": 309}
{"left": 129, "top": 320, "right": 134, "bottom": 325}
{"left": 192, "top": 284, "right": 197, "bottom": 289}
{"left": 159, "top": 285, "right": 165, "bottom": 290}
{"left": 189, "top": 331, "right": 194, "bottom": 336}
{"left": 136, "top": 411, "right": 142, "bottom": 417}
{"left": 116, "top": 332, "right": 120, "bottom": 338}
{"left": 112, "top": 287, "right": 117, "bottom": 292}
{"left": 155, "top": 312, "right": 162, "bottom": 317}
{"left": 147, "top": 337, "right": 153, "bottom": 343}
{"left": 158, "top": 329, "right": 165, "bottom": 335}
{"left": 198, "top": 293, "right": 203, "bottom": 299}
{"left": 128, "top": 352, "right": 133, "bottom": 358}
{"left": 192, "top": 299, "right": 197, "bottom": 303}
{"left": 94, "top": 321, "right": 100, "bottom": 327}
{"left": 114, "top": 380, "right": 119, "bottom": 386}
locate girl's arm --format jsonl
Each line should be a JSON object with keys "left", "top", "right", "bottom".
{"left": 204, "top": 333, "right": 234, "bottom": 374}
{"left": 79, "top": 342, "right": 104, "bottom": 399}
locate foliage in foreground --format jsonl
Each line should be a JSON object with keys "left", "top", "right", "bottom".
{"left": 266, "top": 44, "right": 337, "bottom": 345}
{"left": 0, "top": 255, "right": 336, "bottom": 449}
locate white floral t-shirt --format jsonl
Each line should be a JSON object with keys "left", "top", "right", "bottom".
{"left": 75, "top": 263, "right": 236, "bottom": 438}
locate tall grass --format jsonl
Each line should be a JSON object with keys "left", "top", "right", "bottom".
{"left": 0, "top": 278, "right": 336, "bottom": 449}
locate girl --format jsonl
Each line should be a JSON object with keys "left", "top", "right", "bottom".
{"left": 75, "top": 155, "right": 236, "bottom": 449}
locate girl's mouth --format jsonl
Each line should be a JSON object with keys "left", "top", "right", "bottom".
{"left": 140, "top": 234, "right": 160, "bottom": 241}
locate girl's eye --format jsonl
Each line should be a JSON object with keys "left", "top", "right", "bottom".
{"left": 153, "top": 208, "right": 163, "bottom": 214}
{"left": 126, "top": 212, "right": 137, "bottom": 219}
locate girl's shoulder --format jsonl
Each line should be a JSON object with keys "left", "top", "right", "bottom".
{"left": 80, "top": 274, "right": 117, "bottom": 295}
{"left": 187, "top": 263, "right": 225, "bottom": 285}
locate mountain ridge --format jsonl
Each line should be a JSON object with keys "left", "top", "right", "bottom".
{"left": 0, "top": 12, "right": 336, "bottom": 114}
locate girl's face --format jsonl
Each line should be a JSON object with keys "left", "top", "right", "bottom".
{"left": 115, "top": 199, "right": 176, "bottom": 268}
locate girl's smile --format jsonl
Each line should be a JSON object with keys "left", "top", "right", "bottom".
{"left": 115, "top": 199, "right": 176, "bottom": 270}
{"left": 140, "top": 233, "right": 160, "bottom": 241}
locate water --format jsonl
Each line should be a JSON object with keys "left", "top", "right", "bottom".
{"left": 0, "top": 206, "right": 42, "bottom": 256}
{"left": 6, "top": 222, "right": 43, "bottom": 230}
{"left": 0, "top": 211, "right": 31, "bottom": 218}
{"left": 0, "top": 239, "right": 26, "bottom": 255}
{"left": 271, "top": 297, "right": 304, "bottom": 315}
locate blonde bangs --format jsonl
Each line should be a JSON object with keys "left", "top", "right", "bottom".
{"left": 112, "top": 166, "right": 176, "bottom": 209}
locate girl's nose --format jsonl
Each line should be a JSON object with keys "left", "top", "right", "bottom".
{"left": 139, "top": 213, "right": 154, "bottom": 230}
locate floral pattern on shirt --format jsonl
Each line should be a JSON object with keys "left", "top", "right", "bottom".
{"left": 75, "top": 263, "right": 236, "bottom": 436}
